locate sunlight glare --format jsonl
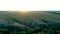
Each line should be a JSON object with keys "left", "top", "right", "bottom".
{"left": 19, "top": 10, "right": 30, "bottom": 14}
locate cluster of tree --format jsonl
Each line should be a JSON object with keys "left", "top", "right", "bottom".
{"left": 0, "top": 18, "right": 60, "bottom": 34}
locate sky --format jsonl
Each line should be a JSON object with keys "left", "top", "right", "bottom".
{"left": 0, "top": 0, "right": 60, "bottom": 11}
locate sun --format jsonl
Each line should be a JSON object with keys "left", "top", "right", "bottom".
{"left": 20, "top": 11, "right": 29, "bottom": 14}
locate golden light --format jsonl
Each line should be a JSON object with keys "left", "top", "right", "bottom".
{"left": 19, "top": 11, "right": 30, "bottom": 21}
{"left": 20, "top": 11, "right": 28, "bottom": 13}
{"left": 19, "top": 11, "right": 30, "bottom": 14}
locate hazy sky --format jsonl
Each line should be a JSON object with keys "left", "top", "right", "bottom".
{"left": 0, "top": 0, "right": 60, "bottom": 11}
